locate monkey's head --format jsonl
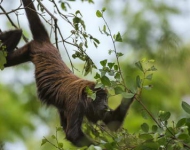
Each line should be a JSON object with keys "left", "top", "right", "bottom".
{"left": 85, "top": 88, "right": 108, "bottom": 122}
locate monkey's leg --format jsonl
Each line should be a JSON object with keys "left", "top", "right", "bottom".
{"left": 0, "top": 30, "right": 22, "bottom": 52}
{"left": 4, "top": 42, "right": 31, "bottom": 67}
{"left": 65, "top": 105, "right": 93, "bottom": 147}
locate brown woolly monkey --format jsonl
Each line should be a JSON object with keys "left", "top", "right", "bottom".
{"left": 0, "top": 0, "right": 134, "bottom": 147}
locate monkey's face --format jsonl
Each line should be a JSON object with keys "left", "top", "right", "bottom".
{"left": 94, "top": 92, "right": 108, "bottom": 112}
{"left": 86, "top": 89, "right": 108, "bottom": 122}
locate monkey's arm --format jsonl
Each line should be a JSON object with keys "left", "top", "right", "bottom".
{"left": 59, "top": 105, "right": 94, "bottom": 147}
{"left": 0, "top": 30, "right": 29, "bottom": 67}
{"left": 103, "top": 97, "right": 135, "bottom": 130}
{"left": 22, "top": 0, "right": 49, "bottom": 42}
{"left": 4, "top": 43, "right": 31, "bottom": 67}
{"left": 0, "top": 30, "right": 22, "bottom": 52}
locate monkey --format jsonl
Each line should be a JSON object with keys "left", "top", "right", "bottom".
{"left": 0, "top": 29, "right": 30, "bottom": 67}
{"left": 0, "top": 29, "right": 22, "bottom": 52}
{"left": 0, "top": 0, "right": 135, "bottom": 147}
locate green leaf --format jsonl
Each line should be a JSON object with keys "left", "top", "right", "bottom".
{"left": 73, "top": 17, "right": 80, "bottom": 30}
{"left": 41, "top": 138, "right": 47, "bottom": 146}
{"left": 108, "top": 49, "right": 114, "bottom": 55}
{"left": 114, "top": 65, "right": 118, "bottom": 70}
{"left": 141, "top": 123, "right": 149, "bottom": 133}
{"left": 135, "top": 61, "right": 143, "bottom": 72}
{"left": 176, "top": 118, "right": 187, "bottom": 128}
{"left": 95, "top": 83, "right": 103, "bottom": 89}
{"left": 56, "top": 127, "right": 62, "bottom": 131}
{"left": 185, "top": 118, "right": 190, "bottom": 134}
{"left": 165, "top": 127, "right": 175, "bottom": 137}
{"left": 136, "top": 142, "right": 159, "bottom": 149}
{"left": 85, "top": 41, "right": 88, "bottom": 48}
{"left": 96, "top": 10, "right": 102, "bottom": 17}
{"left": 159, "top": 112, "right": 171, "bottom": 121}
{"left": 146, "top": 73, "right": 153, "bottom": 80}
{"left": 108, "top": 62, "right": 115, "bottom": 69}
{"left": 87, "top": 145, "right": 96, "bottom": 150}
{"left": 141, "top": 111, "right": 149, "bottom": 119}
{"left": 116, "top": 52, "right": 124, "bottom": 57}
{"left": 157, "top": 137, "right": 166, "bottom": 145}
{"left": 136, "top": 75, "right": 142, "bottom": 88}
{"left": 51, "top": 135, "right": 56, "bottom": 139}
{"left": 139, "top": 134, "right": 153, "bottom": 140}
{"left": 101, "top": 76, "right": 111, "bottom": 86}
{"left": 58, "top": 142, "right": 63, "bottom": 148}
{"left": 152, "top": 125, "right": 158, "bottom": 133}
{"left": 0, "top": 51, "right": 7, "bottom": 70}
{"left": 104, "top": 142, "right": 117, "bottom": 150}
{"left": 177, "top": 133, "right": 189, "bottom": 141}
{"left": 182, "top": 101, "right": 190, "bottom": 114}
{"left": 75, "top": 10, "right": 82, "bottom": 16}
{"left": 88, "top": 0, "right": 94, "bottom": 3}
{"left": 102, "top": 25, "right": 109, "bottom": 36}
{"left": 110, "top": 81, "right": 117, "bottom": 87}
{"left": 122, "top": 92, "right": 134, "bottom": 99}
{"left": 85, "top": 86, "right": 96, "bottom": 100}
{"left": 114, "top": 87, "right": 124, "bottom": 95}
{"left": 61, "top": 3, "right": 66, "bottom": 11}
{"left": 93, "top": 42, "right": 98, "bottom": 48}
{"left": 102, "top": 7, "right": 106, "bottom": 12}
{"left": 148, "top": 59, "right": 155, "bottom": 63}
{"left": 80, "top": 19, "right": 86, "bottom": 30}
{"left": 114, "top": 72, "right": 120, "bottom": 80}
{"left": 100, "top": 59, "right": 107, "bottom": 67}
{"left": 94, "top": 73, "right": 100, "bottom": 79}
{"left": 103, "top": 25, "right": 106, "bottom": 32}
{"left": 114, "top": 32, "right": 123, "bottom": 42}
{"left": 92, "top": 37, "right": 100, "bottom": 44}
{"left": 85, "top": 86, "right": 93, "bottom": 94}
{"left": 141, "top": 58, "right": 147, "bottom": 62}
{"left": 150, "top": 65, "right": 157, "bottom": 71}
{"left": 90, "top": 93, "right": 96, "bottom": 100}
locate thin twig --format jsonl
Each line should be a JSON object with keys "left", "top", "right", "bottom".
{"left": 102, "top": 15, "right": 129, "bottom": 92}
{"left": 37, "top": 0, "right": 76, "bottom": 71}
{"left": 43, "top": 137, "right": 63, "bottom": 150}
{"left": 36, "top": 0, "right": 59, "bottom": 50}
{"left": 37, "top": 0, "right": 57, "bottom": 20}
{"left": 0, "top": 5, "right": 18, "bottom": 28}
{"left": 57, "top": 27, "right": 75, "bottom": 72}
{"left": 0, "top": 1, "right": 22, "bottom": 15}
{"left": 0, "top": 4, "right": 28, "bottom": 42}
{"left": 135, "top": 97, "right": 161, "bottom": 128}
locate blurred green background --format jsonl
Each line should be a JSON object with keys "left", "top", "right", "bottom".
{"left": 1, "top": 0, "right": 190, "bottom": 149}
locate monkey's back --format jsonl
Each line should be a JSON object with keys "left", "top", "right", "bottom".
{"left": 30, "top": 42, "right": 94, "bottom": 109}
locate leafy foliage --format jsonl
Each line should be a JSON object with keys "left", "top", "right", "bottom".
{"left": 38, "top": 6, "right": 190, "bottom": 150}
{"left": 41, "top": 103, "right": 190, "bottom": 150}
{"left": 85, "top": 86, "right": 96, "bottom": 100}
{"left": 69, "top": 10, "right": 99, "bottom": 75}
